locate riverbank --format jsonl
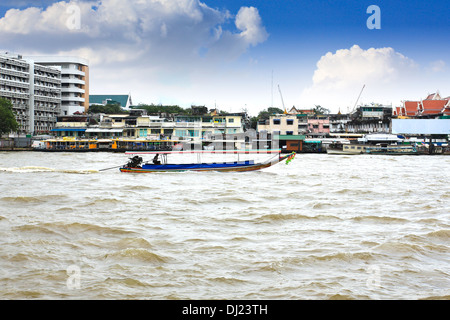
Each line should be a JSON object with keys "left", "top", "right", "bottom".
{"left": 0, "top": 147, "right": 33, "bottom": 151}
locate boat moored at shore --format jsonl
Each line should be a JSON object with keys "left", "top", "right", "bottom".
{"left": 326, "top": 142, "right": 367, "bottom": 155}
{"left": 365, "top": 145, "right": 418, "bottom": 155}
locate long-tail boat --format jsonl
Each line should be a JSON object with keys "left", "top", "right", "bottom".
{"left": 119, "top": 150, "right": 295, "bottom": 173}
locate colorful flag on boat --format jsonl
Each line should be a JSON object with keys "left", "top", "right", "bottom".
{"left": 285, "top": 152, "right": 296, "bottom": 165}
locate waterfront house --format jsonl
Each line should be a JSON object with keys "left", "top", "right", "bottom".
{"left": 173, "top": 113, "right": 245, "bottom": 140}
{"left": 257, "top": 114, "right": 299, "bottom": 136}
{"left": 307, "top": 116, "right": 330, "bottom": 134}
{"left": 51, "top": 115, "right": 89, "bottom": 138}
{"left": 329, "top": 113, "right": 351, "bottom": 133}
{"left": 346, "top": 104, "right": 392, "bottom": 133}
{"left": 274, "top": 134, "right": 306, "bottom": 153}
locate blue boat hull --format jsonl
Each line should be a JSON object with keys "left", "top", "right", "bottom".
{"left": 120, "top": 153, "right": 295, "bottom": 173}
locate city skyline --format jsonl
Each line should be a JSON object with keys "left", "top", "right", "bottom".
{"left": 1, "top": 0, "right": 449, "bottom": 116}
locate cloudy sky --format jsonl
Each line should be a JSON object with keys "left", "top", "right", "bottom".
{"left": 1, "top": 0, "right": 449, "bottom": 115}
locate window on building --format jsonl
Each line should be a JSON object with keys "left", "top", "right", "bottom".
{"left": 188, "top": 130, "right": 199, "bottom": 137}
{"left": 273, "top": 119, "right": 281, "bottom": 125}
{"left": 286, "top": 119, "right": 294, "bottom": 125}
{"left": 286, "top": 131, "right": 294, "bottom": 135}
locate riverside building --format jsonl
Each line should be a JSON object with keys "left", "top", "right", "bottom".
{"left": 0, "top": 52, "right": 61, "bottom": 135}
{"left": 31, "top": 56, "right": 89, "bottom": 116}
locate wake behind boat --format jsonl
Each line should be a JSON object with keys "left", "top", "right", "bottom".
{"left": 119, "top": 150, "right": 296, "bottom": 173}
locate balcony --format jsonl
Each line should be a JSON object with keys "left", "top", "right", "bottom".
{"left": 62, "top": 78, "right": 84, "bottom": 85}
{"left": 0, "top": 67, "right": 29, "bottom": 79}
{"left": 61, "top": 87, "right": 85, "bottom": 94}
{"left": 61, "top": 68, "right": 85, "bottom": 77}
{"left": 34, "top": 75, "right": 61, "bottom": 84}
{"left": 34, "top": 95, "right": 61, "bottom": 103}
{"left": 62, "top": 96, "right": 84, "bottom": 103}
{"left": 0, "top": 89, "right": 29, "bottom": 98}
{"left": 0, "top": 78, "right": 29, "bottom": 88}
{"left": 175, "top": 121, "right": 203, "bottom": 128}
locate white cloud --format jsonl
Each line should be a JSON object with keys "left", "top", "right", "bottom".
{"left": 0, "top": 7, "right": 42, "bottom": 34}
{"left": 299, "top": 45, "right": 420, "bottom": 113}
{"left": 0, "top": 0, "right": 270, "bottom": 111}
{"left": 235, "top": 6, "right": 268, "bottom": 46}
{"left": 0, "top": 0, "right": 268, "bottom": 64}
{"left": 206, "top": 6, "right": 268, "bottom": 60}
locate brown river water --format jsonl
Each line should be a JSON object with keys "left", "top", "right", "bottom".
{"left": 0, "top": 151, "right": 449, "bottom": 299}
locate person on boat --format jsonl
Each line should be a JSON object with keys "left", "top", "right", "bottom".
{"left": 153, "top": 154, "right": 161, "bottom": 165}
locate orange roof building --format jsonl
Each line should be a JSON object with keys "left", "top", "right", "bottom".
{"left": 398, "top": 101, "right": 420, "bottom": 117}
{"left": 419, "top": 99, "right": 449, "bottom": 116}
{"left": 397, "top": 91, "right": 449, "bottom": 118}
{"left": 425, "top": 92, "right": 441, "bottom": 100}
{"left": 288, "top": 106, "right": 315, "bottom": 115}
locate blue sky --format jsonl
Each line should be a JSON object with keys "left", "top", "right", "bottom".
{"left": 1, "top": 0, "right": 449, "bottom": 115}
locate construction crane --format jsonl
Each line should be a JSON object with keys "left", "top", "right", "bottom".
{"left": 352, "top": 84, "right": 365, "bottom": 113}
{"left": 278, "top": 84, "right": 286, "bottom": 113}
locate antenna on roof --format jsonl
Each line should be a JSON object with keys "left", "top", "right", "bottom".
{"left": 278, "top": 84, "right": 285, "bottom": 112}
{"left": 271, "top": 70, "right": 274, "bottom": 109}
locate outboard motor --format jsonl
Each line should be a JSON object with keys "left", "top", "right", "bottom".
{"left": 125, "top": 156, "right": 143, "bottom": 168}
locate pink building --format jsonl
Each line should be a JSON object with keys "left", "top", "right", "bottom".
{"left": 307, "top": 117, "right": 330, "bottom": 134}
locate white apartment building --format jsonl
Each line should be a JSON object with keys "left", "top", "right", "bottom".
{"left": 31, "top": 56, "right": 89, "bottom": 116}
{"left": 0, "top": 52, "right": 61, "bottom": 135}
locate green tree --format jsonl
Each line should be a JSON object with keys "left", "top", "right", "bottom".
{"left": 88, "top": 104, "right": 129, "bottom": 114}
{"left": 138, "top": 104, "right": 189, "bottom": 115}
{"left": 0, "top": 98, "right": 19, "bottom": 135}
{"left": 250, "top": 116, "right": 259, "bottom": 130}
{"left": 313, "top": 105, "right": 330, "bottom": 115}
{"left": 267, "top": 107, "right": 284, "bottom": 114}
{"left": 255, "top": 107, "right": 284, "bottom": 121}
{"left": 249, "top": 107, "right": 284, "bottom": 130}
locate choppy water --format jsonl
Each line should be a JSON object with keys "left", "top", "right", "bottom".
{"left": 0, "top": 151, "right": 449, "bottom": 300}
